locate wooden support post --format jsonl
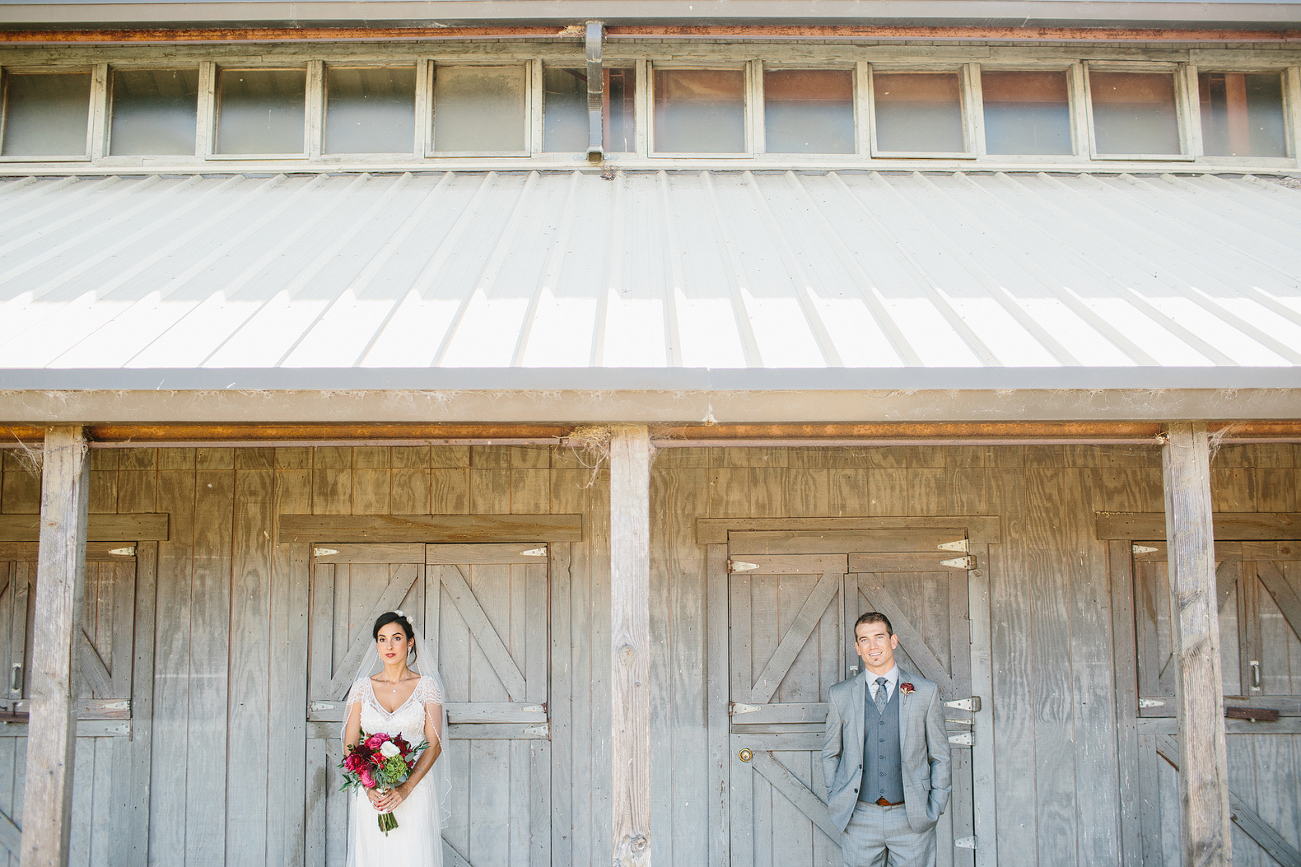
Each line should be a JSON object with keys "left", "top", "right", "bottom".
{"left": 20, "top": 427, "right": 90, "bottom": 867}
{"left": 610, "top": 425, "right": 651, "bottom": 867}
{"left": 1161, "top": 422, "right": 1232, "bottom": 867}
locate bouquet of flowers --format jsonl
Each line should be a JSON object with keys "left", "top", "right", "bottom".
{"left": 339, "top": 731, "right": 428, "bottom": 834}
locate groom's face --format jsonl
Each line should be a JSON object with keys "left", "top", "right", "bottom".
{"left": 855, "top": 621, "right": 898, "bottom": 675}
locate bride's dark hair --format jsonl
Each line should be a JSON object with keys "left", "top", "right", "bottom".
{"left": 373, "top": 611, "right": 417, "bottom": 661}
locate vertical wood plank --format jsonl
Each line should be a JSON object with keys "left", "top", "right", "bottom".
{"left": 20, "top": 426, "right": 90, "bottom": 867}
{"left": 705, "top": 543, "right": 730, "bottom": 867}
{"left": 1108, "top": 540, "right": 1145, "bottom": 867}
{"left": 1162, "top": 423, "right": 1232, "bottom": 866}
{"left": 610, "top": 426, "right": 651, "bottom": 867}
{"left": 550, "top": 544, "right": 574, "bottom": 867}
{"left": 968, "top": 544, "right": 997, "bottom": 867}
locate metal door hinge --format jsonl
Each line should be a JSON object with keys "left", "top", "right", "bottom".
{"left": 938, "top": 540, "right": 968, "bottom": 552}
{"left": 729, "top": 560, "right": 759, "bottom": 573}
{"left": 313, "top": 547, "right": 339, "bottom": 557}
{"left": 524, "top": 704, "right": 546, "bottom": 714}
{"left": 521, "top": 547, "right": 547, "bottom": 557}
{"left": 108, "top": 546, "right": 136, "bottom": 557}
{"left": 1132, "top": 545, "right": 1159, "bottom": 555}
{"left": 944, "top": 697, "right": 982, "bottom": 713}
{"left": 940, "top": 556, "right": 974, "bottom": 570}
{"left": 955, "top": 836, "right": 977, "bottom": 850}
{"left": 523, "top": 724, "right": 550, "bottom": 737}
{"left": 730, "top": 702, "right": 760, "bottom": 716}
{"left": 948, "top": 732, "right": 974, "bottom": 746}
{"left": 1138, "top": 698, "right": 1165, "bottom": 709}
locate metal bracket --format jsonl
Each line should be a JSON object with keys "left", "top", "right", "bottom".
{"left": 955, "top": 836, "right": 977, "bottom": 850}
{"left": 948, "top": 732, "right": 974, "bottom": 746}
{"left": 729, "top": 560, "right": 759, "bottom": 573}
{"left": 310, "top": 700, "right": 338, "bottom": 712}
{"left": 108, "top": 546, "right": 136, "bottom": 557}
{"left": 1138, "top": 698, "right": 1166, "bottom": 709}
{"left": 940, "top": 556, "right": 974, "bottom": 570}
{"left": 521, "top": 547, "right": 547, "bottom": 557}
{"left": 585, "top": 21, "right": 604, "bottom": 158}
{"left": 730, "top": 702, "right": 760, "bottom": 716}
{"left": 524, "top": 724, "right": 550, "bottom": 737}
{"left": 938, "top": 539, "right": 968, "bottom": 552}
{"left": 524, "top": 704, "right": 546, "bottom": 714}
{"left": 313, "top": 547, "right": 339, "bottom": 557}
{"left": 1132, "top": 544, "right": 1159, "bottom": 555}
{"left": 944, "top": 696, "right": 982, "bottom": 713}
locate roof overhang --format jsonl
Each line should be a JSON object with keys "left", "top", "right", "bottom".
{"left": 2, "top": 368, "right": 1301, "bottom": 425}
{"left": 3, "top": 0, "right": 1301, "bottom": 32}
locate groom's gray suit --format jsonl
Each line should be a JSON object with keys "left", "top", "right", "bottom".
{"left": 821, "top": 668, "right": 951, "bottom": 859}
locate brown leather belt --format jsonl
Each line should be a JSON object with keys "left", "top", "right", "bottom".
{"left": 874, "top": 797, "right": 904, "bottom": 807}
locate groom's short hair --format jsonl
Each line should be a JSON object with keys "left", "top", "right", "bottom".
{"left": 854, "top": 611, "right": 893, "bottom": 636}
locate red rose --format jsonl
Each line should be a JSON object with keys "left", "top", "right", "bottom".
{"left": 899, "top": 682, "right": 915, "bottom": 695}
{"left": 344, "top": 752, "right": 365, "bottom": 772}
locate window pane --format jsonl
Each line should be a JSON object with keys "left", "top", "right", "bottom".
{"left": 653, "top": 69, "right": 745, "bottom": 154}
{"left": 433, "top": 66, "right": 527, "bottom": 153}
{"left": 764, "top": 69, "right": 854, "bottom": 154}
{"left": 1090, "top": 71, "right": 1180, "bottom": 155}
{"left": 325, "top": 66, "right": 416, "bottom": 154}
{"left": 110, "top": 68, "right": 199, "bottom": 156}
{"left": 1199, "top": 72, "right": 1286, "bottom": 158}
{"left": 873, "top": 72, "right": 964, "bottom": 153}
{"left": 543, "top": 67, "right": 636, "bottom": 153}
{"left": 1, "top": 72, "right": 91, "bottom": 157}
{"left": 981, "top": 70, "right": 1072, "bottom": 156}
{"left": 217, "top": 68, "right": 306, "bottom": 155}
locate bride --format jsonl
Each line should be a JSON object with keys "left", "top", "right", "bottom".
{"left": 342, "top": 610, "right": 451, "bottom": 866}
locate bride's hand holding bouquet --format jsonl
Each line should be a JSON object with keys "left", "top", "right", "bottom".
{"left": 339, "top": 730, "right": 428, "bottom": 834}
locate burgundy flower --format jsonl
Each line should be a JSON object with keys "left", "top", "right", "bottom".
{"left": 344, "top": 752, "right": 365, "bottom": 773}
{"left": 899, "top": 682, "right": 915, "bottom": 695}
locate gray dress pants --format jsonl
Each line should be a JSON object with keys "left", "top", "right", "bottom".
{"left": 840, "top": 801, "right": 937, "bottom": 867}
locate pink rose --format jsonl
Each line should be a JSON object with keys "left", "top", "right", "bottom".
{"left": 364, "top": 733, "right": 388, "bottom": 751}
{"left": 359, "top": 768, "right": 375, "bottom": 789}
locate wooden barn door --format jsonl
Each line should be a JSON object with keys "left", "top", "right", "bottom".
{"left": 306, "top": 542, "right": 551, "bottom": 867}
{"left": 725, "top": 530, "right": 980, "bottom": 867}
{"left": 1130, "top": 540, "right": 1301, "bottom": 866}
{"left": 0, "top": 541, "right": 144, "bottom": 867}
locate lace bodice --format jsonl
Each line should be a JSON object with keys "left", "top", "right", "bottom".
{"left": 346, "top": 675, "right": 444, "bottom": 746}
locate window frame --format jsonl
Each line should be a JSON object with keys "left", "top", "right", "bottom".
{"left": 101, "top": 63, "right": 205, "bottom": 162}
{"left": 426, "top": 59, "right": 534, "bottom": 158}
{"left": 1188, "top": 63, "right": 1295, "bottom": 166}
{"left": 648, "top": 60, "right": 754, "bottom": 159}
{"left": 973, "top": 61, "right": 1086, "bottom": 162}
{"left": 208, "top": 62, "right": 312, "bottom": 160}
{"left": 319, "top": 61, "right": 421, "bottom": 159}
{"left": 0, "top": 65, "right": 97, "bottom": 162}
{"left": 755, "top": 61, "right": 861, "bottom": 159}
{"left": 1083, "top": 61, "right": 1196, "bottom": 162}
{"left": 866, "top": 63, "right": 977, "bottom": 160}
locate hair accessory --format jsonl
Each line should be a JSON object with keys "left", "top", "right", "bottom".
{"left": 394, "top": 609, "right": 406, "bottom": 619}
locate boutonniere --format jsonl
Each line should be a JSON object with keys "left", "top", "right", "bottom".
{"left": 899, "top": 682, "right": 915, "bottom": 696}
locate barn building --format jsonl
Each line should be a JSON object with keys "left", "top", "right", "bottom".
{"left": 0, "top": 0, "right": 1300, "bottom": 864}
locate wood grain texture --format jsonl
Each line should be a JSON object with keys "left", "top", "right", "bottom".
{"left": 0, "top": 514, "right": 168, "bottom": 543}
{"left": 278, "top": 513, "right": 583, "bottom": 543}
{"left": 610, "top": 427, "right": 651, "bottom": 867}
{"left": 1162, "top": 424, "right": 1233, "bottom": 866}
{"left": 20, "top": 427, "right": 90, "bottom": 867}
{"left": 1097, "top": 512, "right": 1301, "bottom": 541}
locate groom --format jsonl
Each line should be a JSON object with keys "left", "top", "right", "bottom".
{"left": 822, "top": 612, "right": 951, "bottom": 867}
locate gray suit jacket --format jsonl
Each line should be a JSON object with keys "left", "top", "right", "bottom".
{"left": 821, "top": 670, "right": 952, "bottom": 834}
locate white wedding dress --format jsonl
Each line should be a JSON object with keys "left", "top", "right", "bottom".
{"left": 345, "top": 675, "right": 446, "bottom": 867}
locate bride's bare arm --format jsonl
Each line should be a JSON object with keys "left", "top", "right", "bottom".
{"left": 344, "top": 695, "right": 383, "bottom": 807}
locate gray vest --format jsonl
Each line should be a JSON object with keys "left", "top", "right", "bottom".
{"left": 860, "top": 680, "right": 905, "bottom": 804}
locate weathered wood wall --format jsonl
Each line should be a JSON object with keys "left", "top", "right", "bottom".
{"left": 0, "top": 441, "right": 1297, "bottom": 866}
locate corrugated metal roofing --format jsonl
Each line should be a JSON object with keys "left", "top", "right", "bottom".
{"left": 1, "top": 169, "right": 1300, "bottom": 384}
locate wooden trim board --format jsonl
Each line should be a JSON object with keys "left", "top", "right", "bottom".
{"left": 0, "top": 514, "right": 169, "bottom": 542}
{"left": 1096, "top": 512, "right": 1301, "bottom": 541}
{"left": 696, "top": 516, "right": 1001, "bottom": 545}
{"left": 278, "top": 514, "right": 583, "bottom": 543}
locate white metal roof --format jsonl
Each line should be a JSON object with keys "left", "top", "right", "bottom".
{"left": 1, "top": 169, "right": 1301, "bottom": 396}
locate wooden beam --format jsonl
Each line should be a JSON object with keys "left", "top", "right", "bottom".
{"left": 277, "top": 514, "right": 583, "bottom": 543}
{"left": 1097, "top": 512, "right": 1301, "bottom": 541}
{"left": 1161, "top": 423, "right": 1232, "bottom": 867}
{"left": 610, "top": 425, "right": 651, "bottom": 867}
{"left": 0, "top": 514, "right": 169, "bottom": 543}
{"left": 20, "top": 427, "right": 91, "bottom": 867}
